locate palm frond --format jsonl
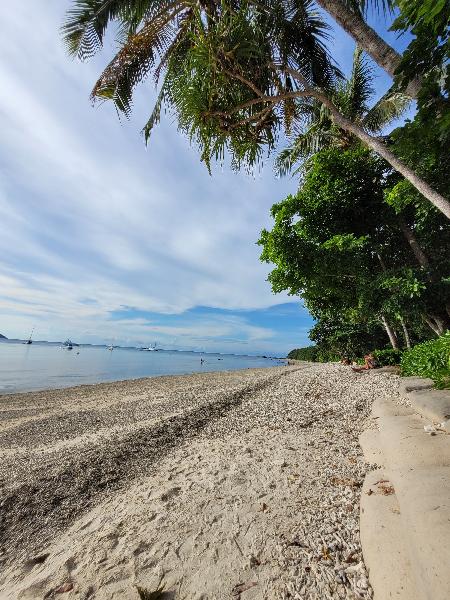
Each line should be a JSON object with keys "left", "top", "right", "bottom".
{"left": 142, "top": 81, "right": 167, "bottom": 142}
{"left": 63, "top": 0, "right": 128, "bottom": 59}
{"left": 363, "top": 90, "right": 411, "bottom": 132}
{"left": 344, "top": 46, "right": 374, "bottom": 120}
{"left": 62, "top": 0, "right": 178, "bottom": 59}
{"left": 91, "top": 5, "right": 184, "bottom": 114}
{"left": 341, "top": 0, "right": 395, "bottom": 17}
{"left": 261, "top": 0, "right": 343, "bottom": 88}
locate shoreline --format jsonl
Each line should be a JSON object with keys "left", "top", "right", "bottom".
{"left": 0, "top": 362, "right": 288, "bottom": 398}
{"left": 0, "top": 363, "right": 399, "bottom": 599}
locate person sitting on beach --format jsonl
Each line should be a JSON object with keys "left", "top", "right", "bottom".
{"left": 352, "top": 352, "right": 376, "bottom": 372}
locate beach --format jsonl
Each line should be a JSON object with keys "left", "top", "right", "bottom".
{"left": 0, "top": 363, "right": 399, "bottom": 599}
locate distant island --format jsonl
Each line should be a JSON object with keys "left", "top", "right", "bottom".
{"left": 0, "top": 333, "right": 7, "bottom": 339}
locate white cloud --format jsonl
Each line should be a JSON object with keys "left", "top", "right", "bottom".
{"left": 0, "top": 1, "right": 309, "bottom": 353}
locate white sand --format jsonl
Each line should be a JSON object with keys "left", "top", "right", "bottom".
{"left": 0, "top": 364, "right": 399, "bottom": 599}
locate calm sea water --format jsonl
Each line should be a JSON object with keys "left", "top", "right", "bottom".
{"left": 0, "top": 340, "right": 284, "bottom": 394}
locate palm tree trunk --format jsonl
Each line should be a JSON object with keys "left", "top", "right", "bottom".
{"left": 315, "top": 93, "right": 450, "bottom": 218}
{"left": 423, "top": 314, "right": 449, "bottom": 336}
{"left": 381, "top": 315, "right": 399, "bottom": 349}
{"left": 399, "top": 316, "right": 412, "bottom": 349}
{"left": 273, "top": 68, "right": 450, "bottom": 217}
{"left": 315, "top": 0, "right": 421, "bottom": 98}
{"left": 423, "top": 315, "right": 441, "bottom": 336}
{"left": 430, "top": 314, "right": 449, "bottom": 335}
{"left": 397, "top": 217, "right": 431, "bottom": 269}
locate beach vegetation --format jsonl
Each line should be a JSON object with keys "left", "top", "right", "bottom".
{"left": 401, "top": 332, "right": 450, "bottom": 388}
{"left": 259, "top": 145, "right": 449, "bottom": 357}
{"left": 372, "top": 348, "right": 403, "bottom": 366}
{"left": 63, "top": 0, "right": 450, "bottom": 217}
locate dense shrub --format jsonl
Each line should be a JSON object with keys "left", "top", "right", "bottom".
{"left": 287, "top": 346, "right": 318, "bottom": 361}
{"left": 287, "top": 346, "right": 339, "bottom": 362}
{"left": 373, "top": 348, "right": 403, "bottom": 366}
{"left": 315, "top": 349, "right": 340, "bottom": 363}
{"left": 401, "top": 332, "right": 450, "bottom": 388}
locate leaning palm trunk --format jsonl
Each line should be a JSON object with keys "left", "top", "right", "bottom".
{"left": 315, "top": 0, "right": 421, "bottom": 98}
{"left": 283, "top": 69, "right": 450, "bottom": 218}
{"left": 381, "top": 314, "right": 400, "bottom": 349}
{"left": 397, "top": 217, "right": 431, "bottom": 270}
{"left": 317, "top": 94, "right": 450, "bottom": 218}
{"left": 423, "top": 315, "right": 441, "bottom": 336}
{"left": 399, "top": 316, "right": 412, "bottom": 349}
{"left": 423, "top": 314, "right": 449, "bottom": 336}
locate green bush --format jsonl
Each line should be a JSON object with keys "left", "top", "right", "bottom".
{"left": 287, "top": 346, "right": 318, "bottom": 361}
{"left": 373, "top": 348, "right": 404, "bottom": 366}
{"left": 287, "top": 346, "right": 340, "bottom": 362}
{"left": 315, "top": 349, "right": 340, "bottom": 363}
{"left": 400, "top": 331, "right": 450, "bottom": 388}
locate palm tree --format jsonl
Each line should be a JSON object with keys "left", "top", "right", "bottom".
{"left": 63, "top": 0, "right": 450, "bottom": 217}
{"left": 63, "top": 0, "right": 338, "bottom": 118}
{"left": 275, "top": 47, "right": 410, "bottom": 176}
{"left": 314, "top": 0, "right": 421, "bottom": 98}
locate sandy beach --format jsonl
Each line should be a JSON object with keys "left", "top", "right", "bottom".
{"left": 0, "top": 363, "right": 399, "bottom": 599}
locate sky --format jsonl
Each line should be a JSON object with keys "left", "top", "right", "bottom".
{"left": 0, "top": 2, "right": 412, "bottom": 355}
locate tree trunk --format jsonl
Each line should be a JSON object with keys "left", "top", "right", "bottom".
{"left": 397, "top": 217, "right": 431, "bottom": 269}
{"left": 381, "top": 315, "right": 399, "bottom": 349}
{"left": 423, "top": 315, "right": 440, "bottom": 336}
{"left": 423, "top": 314, "right": 449, "bottom": 336}
{"left": 399, "top": 316, "right": 412, "bottom": 349}
{"left": 315, "top": 93, "right": 450, "bottom": 219}
{"left": 315, "top": 0, "right": 421, "bottom": 98}
{"left": 430, "top": 313, "right": 449, "bottom": 335}
{"left": 278, "top": 68, "right": 450, "bottom": 218}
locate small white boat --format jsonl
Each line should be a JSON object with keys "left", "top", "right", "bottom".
{"left": 140, "top": 342, "right": 159, "bottom": 352}
{"left": 63, "top": 339, "right": 74, "bottom": 350}
{"left": 107, "top": 344, "right": 114, "bottom": 351}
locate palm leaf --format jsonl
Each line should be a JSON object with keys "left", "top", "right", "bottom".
{"left": 341, "top": 0, "right": 395, "bottom": 17}
{"left": 363, "top": 90, "right": 411, "bottom": 132}
{"left": 62, "top": 0, "right": 178, "bottom": 59}
{"left": 91, "top": 5, "right": 185, "bottom": 114}
{"left": 344, "top": 46, "right": 374, "bottom": 120}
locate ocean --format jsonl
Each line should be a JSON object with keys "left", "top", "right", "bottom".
{"left": 0, "top": 340, "right": 284, "bottom": 394}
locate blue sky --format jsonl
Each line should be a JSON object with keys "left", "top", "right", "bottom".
{"left": 0, "top": 2, "right": 412, "bottom": 355}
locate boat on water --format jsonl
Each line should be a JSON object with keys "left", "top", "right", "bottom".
{"left": 139, "top": 342, "right": 159, "bottom": 352}
{"left": 23, "top": 328, "right": 34, "bottom": 345}
{"left": 107, "top": 344, "right": 114, "bottom": 351}
{"left": 63, "top": 339, "right": 74, "bottom": 350}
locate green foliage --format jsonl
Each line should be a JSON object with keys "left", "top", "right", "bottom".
{"left": 287, "top": 345, "right": 339, "bottom": 362}
{"left": 260, "top": 146, "right": 449, "bottom": 360}
{"left": 309, "top": 316, "right": 388, "bottom": 362}
{"left": 392, "top": 0, "right": 450, "bottom": 139}
{"left": 401, "top": 332, "right": 450, "bottom": 388}
{"left": 373, "top": 348, "right": 403, "bottom": 366}
{"left": 287, "top": 346, "right": 318, "bottom": 361}
{"left": 275, "top": 47, "right": 410, "bottom": 176}
{"left": 64, "top": 0, "right": 341, "bottom": 169}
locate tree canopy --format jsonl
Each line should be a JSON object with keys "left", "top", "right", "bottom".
{"left": 258, "top": 146, "right": 449, "bottom": 356}
{"left": 64, "top": 0, "right": 450, "bottom": 215}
